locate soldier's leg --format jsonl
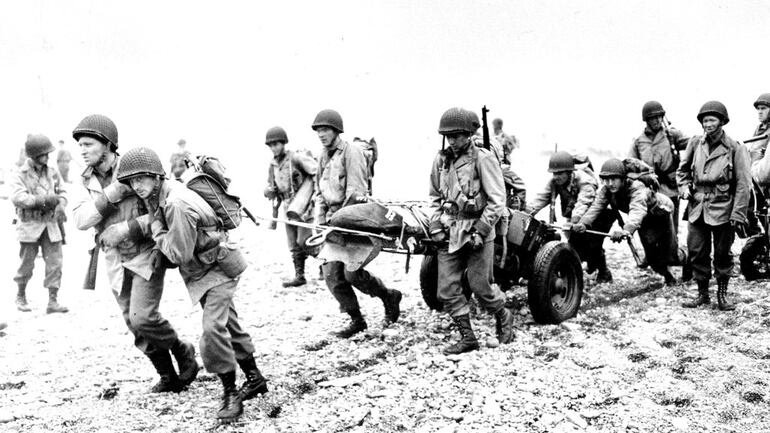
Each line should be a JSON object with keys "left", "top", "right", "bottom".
{"left": 467, "top": 240, "right": 514, "bottom": 344}
{"left": 283, "top": 225, "right": 307, "bottom": 287}
{"left": 221, "top": 284, "right": 268, "bottom": 400}
{"left": 712, "top": 222, "right": 737, "bottom": 311}
{"left": 345, "top": 267, "right": 402, "bottom": 326}
{"left": 14, "top": 241, "right": 39, "bottom": 311}
{"left": 40, "top": 230, "right": 67, "bottom": 313}
{"left": 687, "top": 220, "right": 712, "bottom": 282}
{"left": 437, "top": 248, "right": 480, "bottom": 354}
{"left": 590, "top": 209, "right": 614, "bottom": 281}
{"left": 128, "top": 267, "right": 179, "bottom": 351}
{"left": 671, "top": 196, "right": 680, "bottom": 236}
{"left": 324, "top": 261, "right": 366, "bottom": 337}
{"left": 638, "top": 215, "right": 675, "bottom": 284}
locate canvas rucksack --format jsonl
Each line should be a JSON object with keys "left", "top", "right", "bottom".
{"left": 623, "top": 157, "right": 660, "bottom": 191}
{"left": 181, "top": 155, "right": 243, "bottom": 230}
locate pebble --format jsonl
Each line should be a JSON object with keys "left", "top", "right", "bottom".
{"left": 561, "top": 322, "right": 581, "bottom": 332}
{"left": 486, "top": 337, "right": 500, "bottom": 348}
{"left": 382, "top": 329, "right": 400, "bottom": 339}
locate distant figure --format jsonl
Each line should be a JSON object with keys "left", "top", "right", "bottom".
{"left": 492, "top": 118, "right": 519, "bottom": 164}
{"left": 169, "top": 138, "right": 191, "bottom": 181}
{"left": 749, "top": 93, "right": 770, "bottom": 163}
{"left": 56, "top": 140, "right": 73, "bottom": 183}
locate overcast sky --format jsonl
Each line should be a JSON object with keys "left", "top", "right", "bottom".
{"left": 1, "top": 0, "right": 768, "bottom": 201}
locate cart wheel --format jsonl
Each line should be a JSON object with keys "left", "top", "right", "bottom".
{"left": 419, "top": 254, "right": 472, "bottom": 312}
{"left": 528, "top": 241, "right": 583, "bottom": 324}
{"left": 740, "top": 235, "right": 770, "bottom": 281}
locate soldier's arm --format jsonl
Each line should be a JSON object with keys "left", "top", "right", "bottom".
{"left": 751, "top": 141, "right": 770, "bottom": 186}
{"left": 428, "top": 154, "right": 444, "bottom": 224}
{"left": 314, "top": 159, "right": 329, "bottom": 225}
{"left": 670, "top": 128, "right": 691, "bottom": 151}
{"left": 526, "top": 181, "right": 553, "bottom": 215}
{"left": 475, "top": 151, "right": 505, "bottom": 238}
{"left": 571, "top": 181, "right": 598, "bottom": 223}
{"left": 9, "top": 171, "right": 40, "bottom": 209}
{"left": 732, "top": 143, "right": 752, "bottom": 224}
{"left": 343, "top": 143, "right": 370, "bottom": 200}
{"left": 578, "top": 185, "right": 608, "bottom": 227}
{"left": 623, "top": 182, "right": 649, "bottom": 234}
{"left": 676, "top": 137, "right": 697, "bottom": 194}
{"left": 628, "top": 138, "right": 640, "bottom": 159}
{"left": 152, "top": 201, "right": 197, "bottom": 265}
{"left": 293, "top": 151, "right": 318, "bottom": 176}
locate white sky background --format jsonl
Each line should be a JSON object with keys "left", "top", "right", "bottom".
{"left": 1, "top": 0, "right": 768, "bottom": 203}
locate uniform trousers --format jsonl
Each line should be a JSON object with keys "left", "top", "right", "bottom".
{"left": 638, "top": 212, "right": 682, "bottom": 276}
{"left": 323, "top": 261, "right": 388, "bottom": 314}
{"left": 14, "top": 228, "right": 62, "bottom": 289}
{"left": 687, "top": 218, "right": 734, "bottom": 282}
{"left": 198, "top": 279, "right": 255, "bottom": 374}
{"left": 437, "top": 240, "right": 505, "bottom": 317}
{"left": 570, "top": 208, "right": 614, "bottom": 271}
{"left": 285, "top": 224, "right": 317, "bottom": 260}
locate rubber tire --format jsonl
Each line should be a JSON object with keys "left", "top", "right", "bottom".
{"left": 740, "top": 235, "right": 770, "bottom": 281}
{"left": 419, "top": 254, "right": 472, "bottom": 312}
{"left": 527, "top": 241, "right": 584, "bottom": 324}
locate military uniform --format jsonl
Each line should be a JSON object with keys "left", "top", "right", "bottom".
{"left": 56, "top": 145, "right": 73, "bottom": 183}
{"left": 265, "top": 149, "right": 318, "bottom": 283}
{"left": 580, "top": 178, "right": 680, "bottom": 279}
{"left": 629, "top": 126, "right": 690, "bottom": 233}
{"left": 11, "top": 158, "right": 67, "bottom": 310}
{"left": 528, "top": 168, "right": 613, "bottom": 275}
{"left": 677, "top": 131, "right": 751, "bottom": 283}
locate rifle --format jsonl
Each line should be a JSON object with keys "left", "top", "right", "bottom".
{"left": 745, "top": 133, "right": 769, "bottom": 144}
{"left": 241, "top": 206, "right": 260, "bottom": 227}
{"left": 268, "top": 197, "right": 282, "bottom": 230}
{"left": 83, "top": 238, "right": 99, "bottom": 291}
{"left": 481, "top": 106, "right": 490, "bottom": 151}
{"left": 611, "top": 208, "right": 644, "bottom": 267}
{"left": 58, "top": 220, "right": 66, "bottom": 245}
{"left": 661, "top": 115, "right": 680, "bottom": 159}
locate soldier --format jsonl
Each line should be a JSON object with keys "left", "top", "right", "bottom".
{"left": 575, "top": 158, "right": 681, "bottom": 285}
{"left": 312, "top": 109, "right": 403, "bottom": 338}
{"left": 678, "top": 101, "right": 751, "bottom": 311}
{"left": 169, "top": 139, "right": 191, "bottom": 181}
{"left": 749, "top": 93, "right": 770, "bottom": 163}
{"left": 429, "top": 107, "right": 514, "bottom": 355}
{"left": 263, "top": 126, "right": 318, "bottom": 287}
{"left": 527, "top": 151, "right": 613, "bottom": 283}
{"left": 492, "top": 118, "right": 519, "bottom": 164}
{"left": 56, "top": 139, "right": 73, "bottom": 183}
{"left": 71, "top": 115, "right": 198, "bottom": 393}
{"left": 629, "top": 101, "right": 690, "bottom": 236}
{"left": 116, "top": 147, "right": 268, "bottom": 422}
{"left": 10, "top": 134, "right": 69, "bottom": 313}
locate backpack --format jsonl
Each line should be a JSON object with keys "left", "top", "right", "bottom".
{"left": 353, "top": 137, "right": 377, "bottom": 195}
{"left": 181, "top": 155, "right": 242, "bottom": 230}
{"left": 623, "top": 157, "right": 660, "bottom": 191}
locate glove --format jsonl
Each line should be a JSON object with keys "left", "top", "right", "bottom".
{"left": 571, "top": 223, "right": 587, "bottom": 234}
{"left": 264, "top": 186, "right": 278, "bottom": 199}
{"left": 103, "top": 182, "right": 134, "bottom": 203}
{"left": 100, "top": 221, "right": 130, "bottom": 247}
{"left": 149, "top": 249, "right": 166, "bottom": 274}
{"left": 54, "top": 204, "right": 67, "bottom": 222}
{"left": 610, "top": 229, "right": 630, "bottom": 243}
{"left": 731, "top": 220, "right": 749, "bottom": 239}
{"left": 468, "top": 231, "right": 484, "bottom": 250}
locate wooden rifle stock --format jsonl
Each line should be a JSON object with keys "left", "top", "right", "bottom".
{"left": 269, "top": 198, "right": 281, "bottom": 230}
{"left": 612, "top": 208, "right": 644, "bottom": 267}
{"left": 83, "top": 242, "right": 99, "bottom": 291}
{"left": 481, "top": 106, "right": 490, "bottom": 152}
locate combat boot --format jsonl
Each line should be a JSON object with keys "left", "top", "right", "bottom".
{"left": 237, "top": 355, "right": 269, "bottom": 401}
{"left": 663, "top": 270, "right": 677, "bottom": 286}
{"left": 170, "top": 339, "right": 199, "bottom": 387}
{"left": 381, "top": 289, "right": 403, "bottom": 326}
{"left": 46, "top": 287, "right": 68, "bottom": 314}
{"left": 282, "top": 256, "right": 307, "bottom": 287}
{"left": 682, "top": 280, "right": 710, "bottom": 308}
{"left": 217, "top": 371, "right": 243, "bottom": 422}
{"left": 16, "top": 284, "right": 31, "bottom": 312}
{"left": 717, "top": 278, "right": 736, "bottom": 311}
{"left": 494, "top": 307, "right": 515, "bottom": 344}
{"left": 443, "top": 314, "right": 480, "bottom": 355}
{"left": 147, "top": 351, "right": 182, "bottom": 393}
{"left": 595, "top": 260, "right": 613, "bottom": 283}
{"left": 333, "top": 310, "right": 367, "bottom": 338}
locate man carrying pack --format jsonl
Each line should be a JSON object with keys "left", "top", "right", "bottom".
{"left": 575, "top": 158, "right": 682, "bottom": 285}
{"left": 527, "top": 151, "right": 613, "bottom": 283}
{"left": 11, "top": 134, "right": 69, "bottom": 313}
{"left": 429, "top": 107, "right": 514, "bottom": 355}
{"left": 71, "top": 114, "right": 198, "bottom": 393}
{"left": 116, "top": 147, "right": 268, "bottom": 422}
{"left": 313, "top": 109, "right": 402, "bottom": 338}
{"left": 263, "top": 126, "right": 318, "bottom": 287}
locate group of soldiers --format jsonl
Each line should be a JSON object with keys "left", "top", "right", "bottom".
{"left": 6, "top": 96, "right": 768, "bottom": 422}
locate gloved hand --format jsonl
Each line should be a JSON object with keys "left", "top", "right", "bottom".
{"left": 571, "top": 223, "right": 587, "bottom": 234}
{"left": 264, "top": 186, "right": 278, "bottom": 199}
{"left": 54, "top": 203, "right": 67, "bottom": 222}
{"left": 731, "top": 220, "right": 749, "bottom": 239}
{"left": 44, "top": 194, "right": 61, "bottom": 209}
{"left": 610, "top": 229, "right": 630, "bottom": 243}
{"left": 468, "top": 231, "right": 484, "bottom": 250}
{"left": 103, "top": 182, "right": 134, "bottom": 203}
{"left": 100, "top": 221, "right": 130, "bottom": 247}
{"left": 149, "top": 249, "right": 166, "bottom": 274}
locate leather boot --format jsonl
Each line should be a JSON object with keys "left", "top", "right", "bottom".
{"left": 595, "top": 254, "right": 613, "bottom": 283}
{"left": 682, "top": 280, "right": 710, "bottom": 308}
{"left": 282, "top": 256, "right": 307, "bottom": 287}
{"left": 46, "top": 287, "right": 68, "bottom": 314}
{"left": 16, "top": 284, "right": 31, "bottom": 312}
{"left": 717, "top": 278, "right": 736, "bottom": 311}
{"left": 494, "top": 307, "right": 515, "bottom": 344}
{"left": 217, "top": 371, "right": 243, "bottom": 421}
{"left": 237, "top": 356, "right": 269, "bottom": 400}
{"left": 443, "top": 314, "right": 480, "bottom": 355}
{"left": 147, "top": 351, "right": 182, "bottom": 393}
{"left": 332, "top": 310, "right": 367, "bottom": 338}
{"left": 681, "top": 264, "right": 693, "bottom": 283}
{"left": 663, "top": 270, "right": 677, "bottom": 286}
{"left": 170, "top": 339, "right": 199, "bottom": 387}
{"left": 381, "top": 289, "right": 403, "bottom": 326}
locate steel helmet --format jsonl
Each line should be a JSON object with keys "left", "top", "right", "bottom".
{"left": 72, "top": 114, "right": 119, "bottom": 149}
{"left": 754, "top": 93, "right": 770, "bottom": 109}
{"left": 438, "top": 107, "right": 476, "bottom": 135}
{"left": 548, "top": 151, "right": 575, "bottom": 172}
{"left": 116, "top": 147, "right": 166, "bottom": 183}
{"left": 599, "top": 158, "right": 626, "bottom": 178}
{"left": 25, "top": 134, "right": 55, "bottom": 158}
{"left": 311, "top": 109, "right": 344, "bottom": 133}
{"left": 265, "top": 126, "right": 289, "bottom": 145}
{"left": 697, "top": 101, "right": 729, "bottom": 125}
{"left": 642, "top": 101, "right": 665, "bottom": 121}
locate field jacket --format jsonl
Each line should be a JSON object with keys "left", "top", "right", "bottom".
{"left": 677, "top": 131, "right": 751, "bottom": 226}
{"left": 580, "top": 179, "right": 672, "bottom": 234}
{"left": 527, "top": 169, "right": 598, "bottom": 223}
{"left": 628, "top": 127, "right": 689, "bottom": 199}
{"left": 267, "top": 150, "right": 317, "bottom": 214}
{"left": 10, "top": 160, "right": 67, "bottom": 243}
{"left": 315, "top": 137, "right": 369, "bottom": 224}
